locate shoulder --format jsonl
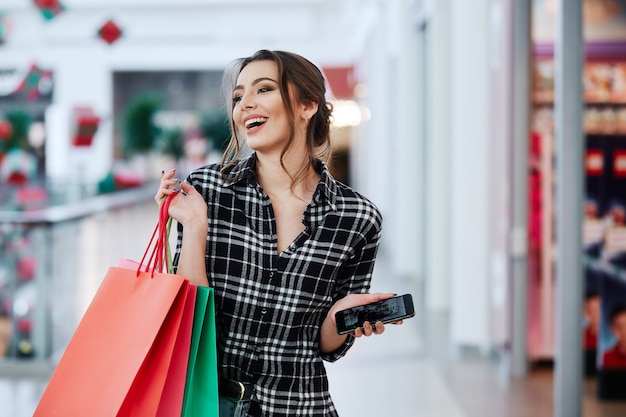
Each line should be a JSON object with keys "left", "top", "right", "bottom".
{"left": 186, "top": 157, "right": 251, "bottom": 188}
{"left": 336, "top": 182, "right": 381, "bottom": 218}
{"left": 332, "top": 180, "right": 383, "bottom": 235}
{"left": 316, "top": 161, "right": 382, "bottom": 231}
{"left": 186, "top": 162, "right": 223, "bottom": 189}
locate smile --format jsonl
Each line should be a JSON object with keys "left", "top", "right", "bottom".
{"left": 244, "top": 117, "right": 268, "bottom": 129}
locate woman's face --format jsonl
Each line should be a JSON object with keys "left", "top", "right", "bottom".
{"left": 232, "top": 60, "right": 292, "bottom": 155}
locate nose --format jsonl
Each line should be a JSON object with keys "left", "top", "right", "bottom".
{"left": 238, "top": 92, "right": 255, "bottom": 110}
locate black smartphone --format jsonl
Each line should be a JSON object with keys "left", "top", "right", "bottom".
{"left": 334, "top": 294, "right": 415, "bottom": 335}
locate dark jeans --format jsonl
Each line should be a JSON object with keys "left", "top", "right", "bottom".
{"left": 219, "top": 395, "right": 251, "bottom": 417}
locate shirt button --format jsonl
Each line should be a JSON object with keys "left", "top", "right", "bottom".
{"left": 269, "top": 272, "right": 274, "bottom": 278}
{"left": 261, "top": 309, "right": 267, "bottom": 315}
{"left": 289, "top": 244, "right": 296, "bottom": 251}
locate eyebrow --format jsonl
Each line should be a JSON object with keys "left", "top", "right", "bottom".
{"left": 233, "top": 77, "right": 278, "bottom": 91}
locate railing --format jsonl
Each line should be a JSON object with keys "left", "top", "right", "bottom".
{"left": 0, "top": 184, "right": 158, "bottom": 374}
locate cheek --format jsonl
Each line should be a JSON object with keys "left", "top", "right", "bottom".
{"left": 232, "top": 108, "right": 243, "bottom": 126}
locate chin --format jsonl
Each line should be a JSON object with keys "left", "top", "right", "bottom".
{"left": 246, "top": 138, "right": 284, "bottom": 154}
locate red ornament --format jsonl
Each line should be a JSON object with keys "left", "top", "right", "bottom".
{"left": 71, "top": 107, "right": 100, "bottom": 147}
{"left": 0, "top": 120, "right": 12, "bottom": 140}
{"left": 7, "top": 171, "right": 28, "bottom": 186}
{"left": 36, "top": 0, "right": 59, "bottom": 7}
{"left": 33, "top": 0, "right": 64, "bottom": 21}
{"left": 15, "top": 318, "right": 32, "bottom": 334}
{"left": 73, "top": 115, "right": 100, "bottom": 146}
{"left": 17, "top": 256, "right": 37, "bottom": 281}
{"left": 98, "top": 20, "right": 122, "bottom": 45}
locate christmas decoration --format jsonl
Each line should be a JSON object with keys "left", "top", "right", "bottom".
{"left": 0, "top": 110, "right": 30, "bottom": 157}
{"left": 0, "top": 119, "right": 12, "bottom": 140}
{"left": 0, "top": 148, "right": 37, "bottom": 186}
{"left": 97, "top": 19, "right": 122, "bottom": 45}
{"left": 33, "top": 0, "right": 65, "bottom": 21}
{"left": 71, "top": 107, "right": 100, "bottom": 147}
{"left": 14, "top": 64, "right": 52, "bottom": 101}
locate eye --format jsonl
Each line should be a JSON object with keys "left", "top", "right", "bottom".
{"left": 258, "top": 86, "right": 273, "bottom": 94}
{"left": 233, "top": 95, "right": 242, "bottom": 103}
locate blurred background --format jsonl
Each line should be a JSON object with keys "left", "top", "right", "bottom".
{"left": 1, "top": 0, "right": 626, "bottom": 416}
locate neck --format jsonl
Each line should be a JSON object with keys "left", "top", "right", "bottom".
{"left": 256, "top": 150, "right": 317, "bottom": 199}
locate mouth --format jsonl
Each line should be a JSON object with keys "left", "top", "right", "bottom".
{"left": 244, "top": 117, "right": 268, "bottom": 130}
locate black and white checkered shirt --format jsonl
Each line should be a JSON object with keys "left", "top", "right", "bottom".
{"left": 175, "top": 154, "right": 382, "bottom": 416}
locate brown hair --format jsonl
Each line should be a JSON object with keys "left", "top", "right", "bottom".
{"left": 220, "top": 50, "right": 333, "bottom": 187}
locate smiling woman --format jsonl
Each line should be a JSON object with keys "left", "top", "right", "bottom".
{"left": 221, "top": 50, "right": 334, "bottom": 191}
{"left": 154, "top": 49, "right": 397, "bottom": 417}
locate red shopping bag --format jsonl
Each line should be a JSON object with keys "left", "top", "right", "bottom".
{"left": 34, "top": 191, "right": 194, "bottom": 417}
{"left": 156, "top": 284, "right": 197, "bottom": 416}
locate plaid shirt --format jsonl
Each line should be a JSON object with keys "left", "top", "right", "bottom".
{"left": 175, "top": 154, "right": 382, "bottom": 416}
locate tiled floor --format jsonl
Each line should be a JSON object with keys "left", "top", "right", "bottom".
{"left": 1, "top": 200, "right": 626, "bottom": 417}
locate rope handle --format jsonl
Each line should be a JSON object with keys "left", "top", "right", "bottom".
{"left": 137, "top": 190, "right": 179, "bottom": 277}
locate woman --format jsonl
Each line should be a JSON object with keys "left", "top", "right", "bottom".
{"left": 156, "top": 49, "right": 397, "bottom": 416}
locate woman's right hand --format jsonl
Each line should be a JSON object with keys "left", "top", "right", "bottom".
{"left": 156, "top": 169, "right": 210, "bottom": 287}
{"left": 155, "top": 169, "right": 208, "bottom": 230}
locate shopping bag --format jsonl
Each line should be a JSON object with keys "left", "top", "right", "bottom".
{"left": 34, "top": 190, "right": 195, "bottom": 417}
{"left": 182, "top": 285, "right": 220, "bottom": 416}
{"left": 156, "top": 284, "right": 197, "bottom": 416}
{"left": 34, "top": 267, "right": 190, "bottom": 417}
{"left": 115, "top": 255, "right": 196, "bottom": 417}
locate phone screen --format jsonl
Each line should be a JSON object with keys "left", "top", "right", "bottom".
{"left": 335, "top": 294, "right": 415, "bottom": 334}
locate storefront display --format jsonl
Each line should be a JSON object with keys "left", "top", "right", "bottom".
{"left": 532, "top": 41, "right": 626, "bottom": 399}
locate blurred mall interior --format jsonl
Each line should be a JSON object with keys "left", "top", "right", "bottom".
{"left": 1, "top": 0, "right": 626, "bottom": 416}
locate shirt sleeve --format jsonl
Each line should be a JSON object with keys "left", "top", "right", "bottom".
{"left": 320, "top": 207, "right": 383, "bottom": 362}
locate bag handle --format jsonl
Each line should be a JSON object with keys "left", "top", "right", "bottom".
{"left": 138, "top": 190, "right": 179, "bottom": 277}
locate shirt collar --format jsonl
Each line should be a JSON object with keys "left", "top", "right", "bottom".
{"left": 223, "top": 153, "right": 338, "bottom": 211}
{"left": 222, "top": 153, "right": 258, "bottom": 187}
{"left": 313, "top": 159, "right": 338, "bottom": 212}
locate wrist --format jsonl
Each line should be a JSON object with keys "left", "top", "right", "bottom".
{"left": 181, "top": 219, "right": 208, "bottom": 234}
{"left": 322, "top": 309, "right": 340, "bottom": 337}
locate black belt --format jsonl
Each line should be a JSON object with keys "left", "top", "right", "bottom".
{"left": 219, "top": 378, "right": 254, "bottom": 402}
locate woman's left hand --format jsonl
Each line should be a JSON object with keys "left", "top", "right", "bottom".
{"left": 328, "top": 293, "right": 402, "bottom": 338}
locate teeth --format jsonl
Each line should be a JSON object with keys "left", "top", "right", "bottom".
{"left": 245, "top": 117, "right": 268, "bottom": 128}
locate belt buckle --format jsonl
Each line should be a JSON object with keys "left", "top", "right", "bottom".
{"left": 230, "top": 379, "right": 246, "bottom": 402}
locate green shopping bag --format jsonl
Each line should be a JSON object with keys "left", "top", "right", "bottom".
{"left": 182, "top": 285, "right": 219, "bottom": 416}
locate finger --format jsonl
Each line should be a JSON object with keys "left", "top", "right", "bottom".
{"left": 179, "top": 181, "right": 196, "bottom": 195}
{"left": 154, "top": 182, "right": 179, "bottom": 204}
{"left": 376, "top": 292, "right": 398, "bottom": 301}
{"left": 162, "top": 168, "right": 176, "bottom": 179}
{"left": 362, "top": 321, "right": 373, "bottom": 337}
{"left": 162, "top": 178, "right": 180, "bottom": 188}
{"left": 353, "top": 327, "right": 363, "bottom": 338}
{"left": 373, "top": 321, "right": 385, "bottom": 335}
{"left": 361, "top": 292, "right": 397, "bottom": 305}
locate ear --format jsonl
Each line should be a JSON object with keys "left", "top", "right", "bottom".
{"left": 300, "top": 100, "right": 319, "bottom": 122}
